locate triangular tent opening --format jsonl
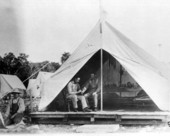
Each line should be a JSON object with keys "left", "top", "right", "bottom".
{"left": 46, "top": 50, "right": 159, "bottom": 112}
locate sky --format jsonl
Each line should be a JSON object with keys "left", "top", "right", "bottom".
{"left": 1, "top": 0, "right": 170, "bottom": 63}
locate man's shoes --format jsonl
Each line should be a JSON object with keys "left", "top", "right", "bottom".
{"left": 83, "top": 107, "right": 92, "bottom": 112}
{"left": 73, "top": 108, "right": 78, "bottom": 112}
{"left": 93, "top": 107, "right": 97, "bottom": 112}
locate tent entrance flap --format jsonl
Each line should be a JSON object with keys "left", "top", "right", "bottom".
{"left": 46, "top": 50, "right": 159, "bottom": 112}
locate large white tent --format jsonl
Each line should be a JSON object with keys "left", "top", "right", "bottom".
{"left": 26, "top": 72, "right": 53, "bottom": 98}
{"left": 0, "top": 74, "right": 26, "bottom": 99}
{"left": 39, "top": 19, "right": 170, "bottom": 111}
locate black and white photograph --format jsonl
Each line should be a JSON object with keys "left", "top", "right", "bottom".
{"left": 1, "top": 0, "right": 170, "bottom": 134}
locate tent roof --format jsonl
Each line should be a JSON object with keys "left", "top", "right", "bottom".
{"left": 39, "top": 20, "right": 170, "bottom": 111}
{"left": 0, "top": 74, "right": 26, "bottom": 90}
{"left": 0, "top": 74, "right": 26, "bottom": 98}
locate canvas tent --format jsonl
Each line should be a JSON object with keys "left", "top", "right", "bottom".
{"left": 26, "top": 79, "right": 37, "bottom": 97}
{"left": 26, "top": 72, "right": 53, "bottom": 98}
{"left": 39, "top": 19, "right": 170, "bottom": 111}
{"left": 0, "top": 74, "right": 26, "bottom": 99}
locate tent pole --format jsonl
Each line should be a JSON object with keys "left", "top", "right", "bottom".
{"left": 100, "top": 49, "right": 103, "bottom": 111}
{"left": 99, "top": 0, "right": 103, "bottom": 111}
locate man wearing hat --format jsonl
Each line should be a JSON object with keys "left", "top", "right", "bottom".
{"left": 4, "top": 88, "right": 25, "bottom": 125}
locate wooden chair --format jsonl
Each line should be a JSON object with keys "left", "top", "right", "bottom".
{"left": 66, "top": 98, "right": 72, "bottom": 112}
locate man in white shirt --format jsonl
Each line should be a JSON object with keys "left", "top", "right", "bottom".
{"left": 67, "top": 77, "right": 91, "bottom": 112}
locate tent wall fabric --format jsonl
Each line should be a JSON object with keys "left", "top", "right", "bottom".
{"left": 39, "top": 20, "right": 170, "bottom": 111}
{"left": 0, "top": 74, "right": 26, "bottom": 98}
{"left": 26, "top": 79, "right": 37, "bottom": 97}
{"left": 39, "top": 21, "right": 102, "bottom": 110}
{"left": 36, "top": 72, "right": 54, "bottom": 85}
{"left": 103, "top": 22, "right": 170, "bottom": 111}
{"left": 26, "top": 72, "right": 53, "bottom": 98}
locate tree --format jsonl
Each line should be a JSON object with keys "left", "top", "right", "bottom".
{"left": 15, "top": 53, "right": 30, "bottom": 74}
{"left": 42, "top": 61, "right": 61, "bottom": 72}
{"left": 51, "top": 62, "right": 60, "bottom": 71}
{"left": 15, "top": 53, "right": 31, "bottom": 86}
{"left": 0, "top": 52, "right": 31, "bottom": 86}
{"left": 17, "top": 53, "right": 29, "bottom": 65}
{"left": 0, "top": 56, "right": 5, "bottom": 73}
{"left": 14, "top": 54, "right": 29, "bottom": 71}
{"left": 29, "top": 61, "right": 61, "bottom": 79}
{"left": 1, "top": 52, "right": 63, "bottom": 86}
{"left": 2, "top": 52, "right": 17, "bottom": 74}
{"left": 61, "top": 52, "right": 71, "bottom": 64}
{"left": 40, "top": 61, "right": 51, "bottom": 72}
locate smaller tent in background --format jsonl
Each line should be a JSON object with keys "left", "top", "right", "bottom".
{"left": 26, "top": 79, "right": 37, "bottom": 97}
{"left": 26, "top": 72, "right": 53, "bottom": 98}
{"left": 0, "top": 74, "right": 26, "bottom": 99}
{"left": 36, "top": 72, "right": 54, "bottom": 88}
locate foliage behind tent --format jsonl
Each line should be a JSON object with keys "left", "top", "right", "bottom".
{"left": 0, "top": 52, "right": 70, "bottom": 87}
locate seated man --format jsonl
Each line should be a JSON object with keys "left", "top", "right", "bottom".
{"left": 4, "top": 89, "right": 25, "bottom": 126}
{"left": 67, "top": 77, "right": 91, "bottom": 112}
{"left": 83, "top": 73, "right": 100, "bottom": 111}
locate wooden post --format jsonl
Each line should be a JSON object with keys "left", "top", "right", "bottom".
{"left": 90, "top": 116, "right": 95, "bottom": 123}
